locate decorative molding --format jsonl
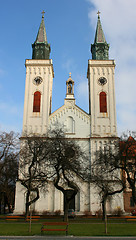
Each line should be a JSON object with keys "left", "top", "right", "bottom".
{"left": 97, "top": 67, "right": 100, "bottom": 75}
{"left": 102, "top": 67, "right": 105, "bottom": 75}
{"left": 49, "top": 105, "right": 90, "bottom": 125}
{"left": 107, "top": 67, "right": 110, "bottom": 75}
{"left": 43, "top": 67, "right": 46, "bottom": 74}
{"left": 29, "top": 67, "right": 32, "bottom": 74}
{"left": 25, "top": 59, "right": 54, "bottom": 77}
{"left": 92, "top": 68, "right": 95, "bottom": 74}
{"left": 38, "top": 67, "right": 41, "bottom": 75}
{"left": 48, "top": 67, "right": 51, "bottom": 74}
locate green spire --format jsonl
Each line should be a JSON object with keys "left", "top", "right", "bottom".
{"left": 32, "top": 11, "right": 51, "bottom": 59}
{"left": 91, "top": 12, "right": 109, "bottom": 60}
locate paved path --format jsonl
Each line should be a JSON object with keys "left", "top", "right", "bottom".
{"left": 0, "top": 237, "right": 136, "bottom": 240}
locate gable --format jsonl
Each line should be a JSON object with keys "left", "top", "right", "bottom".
{"left": 49, "top": 104, "right": 90, "bottom": 138}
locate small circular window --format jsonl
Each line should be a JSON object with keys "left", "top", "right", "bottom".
{"left": 98, "top": 77, "right": 107, "bottom": 86}
{"left": 33, "top": 76, "right": 43, "bottom": 86}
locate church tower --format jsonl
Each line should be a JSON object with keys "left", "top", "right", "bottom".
{"left": 22, "top": 12, "right": 54, "bottom": 135}
{"left": 87, "top": 13, "right": 124, "bottom": 214}
{"left": 87, "top": 12, "right": 117, "bottom": 139}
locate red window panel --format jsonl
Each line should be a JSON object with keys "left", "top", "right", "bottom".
{"left": 100, "top": 92, "right": 107, "bottom": 113}
{"left": 33, "top": 91, "right": 41, "bottom": 112}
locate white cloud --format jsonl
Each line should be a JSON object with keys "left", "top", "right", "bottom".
{"left": 87, "top": 0, "right": 136, "bottom": 133}
{"left": 117, "top": 106, "right": 136, "bottom": 136}
{"left": 116, "top": 70, "right": 136, "bottom": 105}
{"left": 76, "top": 77, "right": 88, "bottom": 98}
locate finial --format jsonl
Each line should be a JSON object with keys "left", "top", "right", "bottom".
{"left": 97, "top": 10, "right": 101, "bottom": 18}
{"left": 42, "top": 10, "right": 45, "bottom": 18}
{"left": 69, "top": 72, "right": 71, "bottom": 78}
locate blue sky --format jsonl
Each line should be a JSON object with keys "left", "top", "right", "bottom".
{"left": 0, "top": 0, "right": 136, "bottom": 136}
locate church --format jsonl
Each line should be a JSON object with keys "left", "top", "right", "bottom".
{"left": 14, "top": 12, "right": 124, "bottom": 215}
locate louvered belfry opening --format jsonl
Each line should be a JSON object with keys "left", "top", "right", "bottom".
{"left": 100, "top": 91, "right": 107, "bottom": 113}
{"left": 33, "top": 91, "right": 41, "bottom": 112}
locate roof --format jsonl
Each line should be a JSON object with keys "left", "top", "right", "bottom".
{"left": 34, "top": 15, "right": 47, "bottom": 44}
{"left": 91, "top": 14, "right": 109, "bottom": 60}
{"left": 94, "top": 15, "right": 107, "bottom": 44}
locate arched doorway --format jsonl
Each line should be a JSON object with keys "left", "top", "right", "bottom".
{"left": 64, "top": 190, "right": 75, "bottom": 210}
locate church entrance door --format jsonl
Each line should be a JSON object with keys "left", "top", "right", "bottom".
{"left": 64, "top": 190, "right": 75, "bottom": 211}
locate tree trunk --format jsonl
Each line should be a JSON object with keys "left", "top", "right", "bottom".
{"left": 102, "top": 198, "right": 107, "bottom": 234}
{"left": 6, "top": 196, "right": 11, "bottom": 213}
{"left": 63, "top": 194, "right": 69, "bottom": 222}
{"left": 0, "top": 195, "right": 1, "bottom": 214}
{"left": 29, "top": 209, "right": 32, "bottom": 233}
{"left": 102, "top": 200, "right": 105, "bottom": 221}
{"left": 25, "top": 188, "right": 40, "bottom": 219}
{"left": 25, "top": 191, "right": 30, "bottom": 219}
{"left": 4, "top": 193, "right": 6, "bottom": 214}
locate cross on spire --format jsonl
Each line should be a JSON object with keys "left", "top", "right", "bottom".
{"left": 97, "top": 10, "right": 101, "bottom": 18}
{"left": 42, "top": 10, "right": 45, "bottom": 18}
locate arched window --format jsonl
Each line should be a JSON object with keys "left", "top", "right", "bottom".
{"left": 33, "top": 91, "right": 41, "bottom": 112}
{"left": 67, "top": 116, "right": 75, "bottom": 133}
{"left": 100, "top": 92, "right": 107, "bottom": 113}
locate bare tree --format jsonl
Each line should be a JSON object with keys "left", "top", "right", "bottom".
{"left": 19, "top": 135, "right": 50, "bottom": 218}
{"left": 115, "top": 132, "right": 136, "bottom": 204}
{"left": 97, "top": 132, "right": 136, "bottom": 206}
{"left": 0, "top": 131, "right": 19, "bottom": 213}
{"left": 47, "top": 127, "right": 89, "bottom": 222}
{"left": 91, "top": 144, "right": 125, "bottom": 234}
{"left": 19, "top": 127, "right": 89, "bottom": 220}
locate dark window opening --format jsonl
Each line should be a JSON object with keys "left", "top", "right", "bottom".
{"left": 100, "top": 91, "right": 107, "bottom": 113}
{"left": 33, "top": 91, "right": 41, "bottom": 112}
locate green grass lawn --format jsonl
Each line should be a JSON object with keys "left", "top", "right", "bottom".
{"left": 0, "top": 222, "right": 136, "bottom": 236}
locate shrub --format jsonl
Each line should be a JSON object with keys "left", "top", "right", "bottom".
{"left": 95, "top": 209, "right": 102, "bottom": 217}
{"left": 84, "top": 210, "right": 92, "bottom": 216}
{"left": 31, "top": 210, "right": 39, "bottom": 215}
{"left": 54, "top": 210, "right": 61, "bottom": 216}
{"left": 41, "top": 210, "right": 50, "bottom": 216}
{"left": 112, "top": 206, "right": 123, "bottom": 216}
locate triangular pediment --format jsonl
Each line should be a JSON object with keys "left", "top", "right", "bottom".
{"left": 49, "top": 103, "right": 90, "bottom": 125}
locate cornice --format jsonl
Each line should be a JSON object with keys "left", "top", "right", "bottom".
{"left": 88, "top": 59, "right": 115, "bottom": 67}
{"left": 25, "top": 59, "right": 53, "bottom": 66}
{"left": 25, "top": 59, "right": 54, "bottom": 77}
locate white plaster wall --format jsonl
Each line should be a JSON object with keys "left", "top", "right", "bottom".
{"left": 14, "top": 181, "right": 26, "bottom": 214}
{"left": 87, "top": 60, "right": 117, "bottom": 137}
{"left": 14, "top": 171, "right": 124, "bottom": 215}
{"left": 23, "top": 59, "right": 54, "bottom": 135}
{"left": 111, "top": 193, "right": 124, "bottom": 212}
{"left": 89, "top": 183, "right": 101, "bottom": 214}
{"left": 89, "top": 182, "right": 124, "bottom": 215}
{"left": 49, "top": 105, "right": 90, "bottom": 139}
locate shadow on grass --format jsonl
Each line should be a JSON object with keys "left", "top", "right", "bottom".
{"left": 0, "top": 222, "right": 136, "bottom": 236}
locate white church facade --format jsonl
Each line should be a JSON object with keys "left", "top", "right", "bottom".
{"left": 14, "top": 12, "right": 124, "bottom": 215}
